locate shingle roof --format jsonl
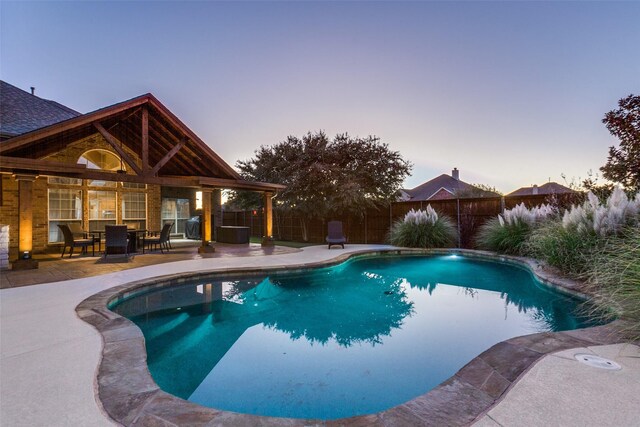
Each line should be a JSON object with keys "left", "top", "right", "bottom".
{"left": 506, "top": 182, "right": 576, "bottom": 197}
{"left": 404, "top": 174, "right": 496, "bottom": 201}
{"left": 0, "top": 80, "right": 80, "bottom": 138}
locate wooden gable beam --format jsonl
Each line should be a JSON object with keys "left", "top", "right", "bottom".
{"left": 93, "top": 122, "right": 143, "bottom": 176}
{"left": 198, "top": 176, "right": 286, "bottom": 192}
{"left": 150, "top": 137, "right": 187, "bottom": 176}
{"left": 0, "top": 156, "right": 88, "bottom": 174}
{"left": 0, "top": 96, "right": 150, "bottom": 154}
{"left": 141, "top": 106, "right": 149, "bottom": 172}
{"left": 147, "top": 96, "right": 241, "bottom": 179}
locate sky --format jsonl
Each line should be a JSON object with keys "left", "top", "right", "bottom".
{"left": 1, "top": 1, "right": 639, "bottom": 193}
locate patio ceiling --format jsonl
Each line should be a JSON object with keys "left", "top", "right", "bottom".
{"left": 0, "top": 94, "right": 284, "bottom": 192}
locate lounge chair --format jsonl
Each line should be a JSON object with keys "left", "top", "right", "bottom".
{"left": 142, "top": 222, "right": 172, "bottom": 254}
{"left": 326, "top": 221, "right": 347, "bottom": 249}
{"left": 58, "top": 224, "right": 95, "bottom": 257}
{"left": 104, "top": 225, "right": 129, "bottom": 258}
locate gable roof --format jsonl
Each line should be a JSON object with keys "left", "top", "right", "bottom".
{"left": 0, "top": 84, "right": 284, "bottom": 192}
{"left": 0, "top": 81, "right": 80, "bottom": 138}
{"left": 404, "top": 174, "right": 494, "bottom": 201}
{"left": 507, "top": 182, "right": 576, "bottom": 197}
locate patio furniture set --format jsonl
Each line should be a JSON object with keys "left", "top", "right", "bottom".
{"left": 58, "top": 223, "right": 173, "bottom": 258}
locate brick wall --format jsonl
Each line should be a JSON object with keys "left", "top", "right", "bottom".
{"left": 0, "top": 133, "right": 162, "bottom": 258}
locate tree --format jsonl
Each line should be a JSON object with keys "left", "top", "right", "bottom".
{"left": 601, "top": 94, "right": 640, "bottom": 192}
{"left": 453, "top": 183, "right": 502, "bottom": 198}
{"left": 230, "top": 131, "right": 412, "bottom": 240}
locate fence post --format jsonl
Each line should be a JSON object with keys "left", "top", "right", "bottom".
{"left": 364, "top": 212, "right": 368, "bottom": 244}
{"left": 500, "top": 196, "right": 506, "bottom": 214}
{"left": 456, "top": 198, "right": 461, "bottom": 248}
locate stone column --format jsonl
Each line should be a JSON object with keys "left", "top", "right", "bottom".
{"left": 13, "top": 174, "right": 39, "bottom": 270}
{"left": 261, "top": 191, "right": 274, "bottom": 246}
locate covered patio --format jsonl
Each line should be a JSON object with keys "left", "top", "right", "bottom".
{"left": 0, "top": 91, "right": 284, "bottom": 269}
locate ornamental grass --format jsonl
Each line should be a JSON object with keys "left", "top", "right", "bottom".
{"left": 584, "top": 227, "right": 640, "bottom": 340}
{"left": 388, "top": 207, "right": 457, "bottom": 248}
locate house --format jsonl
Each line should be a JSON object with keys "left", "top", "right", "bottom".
{"left": 506, "top": 182, "right": 576, "bottom": 197}
{"left": 402, "top": 168, "right": 499, "bottom": 201}
{"left": 0, "top": 81, "right": 283, "bottom": 269}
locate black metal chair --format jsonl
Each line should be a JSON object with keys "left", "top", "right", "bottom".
{"left": 142, "top": 223, "right": 173, "bottom": 254}
{"left": 104, "top": 225, "right": 129, "bottom": 258}
{"left": 326, "top": 221, "right": 347, "bottom": 249}
{"left": 58, "top": 224, "right": 95, "bottom": 258}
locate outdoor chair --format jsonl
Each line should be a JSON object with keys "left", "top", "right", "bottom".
{"left": 326, "top": 221, "right": 347, "bottom": 249}
{"left": 68, "top": 222, "right": 101, "bottom": 249}
{"left": 104, "top": 225, "right": 129, "bottom": 258}
{"left": 58, "top": 224, "right": 95, "bottom": 258}
{"left": 68, "top": 222, "right": 87, "bottom": 238}
{"left": 142, "top": 222, "right": 172, "bottom": 254}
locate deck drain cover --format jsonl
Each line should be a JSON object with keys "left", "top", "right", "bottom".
{"left": 574, "top": 354, "right": 621, "bottom": 370}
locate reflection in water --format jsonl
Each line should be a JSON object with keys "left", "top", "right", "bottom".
{"left": 112, "top": 255, "right": 599, "bottom": 420}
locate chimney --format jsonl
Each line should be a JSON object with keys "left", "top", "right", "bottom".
{"left": 30, "top": 87, "right": 35, "bottom": 95}
{"left": 452, "top": 167, "right": 459, "bottom": 181}
{"left": 532, "top": 184, "right": 539, "bottom": 195}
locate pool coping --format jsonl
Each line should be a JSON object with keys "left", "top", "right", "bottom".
{"left": 75, "top": 248, "right": 628, "bottom": 426}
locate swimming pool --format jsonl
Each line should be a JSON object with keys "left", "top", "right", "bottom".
{"left": 111, "top": 253, "right": 598, "bottom": 420}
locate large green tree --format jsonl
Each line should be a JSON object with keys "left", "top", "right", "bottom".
{"left": 601, "top": 94, "right": 640, "bottom": 191}
{"left": 230, "top": 131, "right": 411, "bottom": 240}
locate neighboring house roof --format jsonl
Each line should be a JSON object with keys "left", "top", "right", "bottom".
{"left": 396, "top": 189, "right": 412, "bottom": 201}
{"left": 507, "top": 182, "right": 576, "bottom": 197}
{"left": 404, "top": 171, "right": 497, "bottom": 201}
{"left": 0, "top": 81, "right": 80, "bottom": 138}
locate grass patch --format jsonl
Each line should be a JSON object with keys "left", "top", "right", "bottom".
{"left": 249, "top": 237, "right": 316, "bottom": 248}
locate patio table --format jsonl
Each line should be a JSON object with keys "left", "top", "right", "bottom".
{"left": 89, "top": 229, "right": 148, "bottom": 253}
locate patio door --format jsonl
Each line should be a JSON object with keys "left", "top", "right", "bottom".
{"left": 161, "top": 198, "right": 190, "bottom": 237}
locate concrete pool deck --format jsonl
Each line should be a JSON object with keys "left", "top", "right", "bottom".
{"left": 1, "top": 244, "right": 638, "bottom": 426}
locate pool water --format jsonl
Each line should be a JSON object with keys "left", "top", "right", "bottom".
{"left": 112, "top": 254, "right": 598, "bottom": 420}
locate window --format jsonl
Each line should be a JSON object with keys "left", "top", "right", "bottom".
{"left": 48, "top": 189, "right": 82, "bottom": 243}
{"left": 48, "top": 177, "right": 81, "bottom": 185}
{"left": 122, "top": 182, "right": 146, "bottom": 189}
{"left": 122, "top": 192, "right": 146, "bottom": 229}
{"left": 88, "top": 190, "right": 116, "bottom": 231}
{"left": 79, "top": 149, "right": 121, "bottom": 187}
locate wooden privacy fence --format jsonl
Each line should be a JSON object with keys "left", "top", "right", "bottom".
{"left": 222, "top": 193, "right": 584, "bottom": 249}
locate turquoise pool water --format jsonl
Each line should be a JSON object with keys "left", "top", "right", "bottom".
{"left": 112, "top": 254, "right": 598, "bottom": 420}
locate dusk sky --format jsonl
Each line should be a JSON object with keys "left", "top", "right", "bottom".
{"left": 2, "top": 1, "right": 639, "bottom": 193}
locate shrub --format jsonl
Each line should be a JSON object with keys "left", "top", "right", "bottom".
{"left": 477, "top": 218, "right": 531, "bottom": 255}
{"left": 477, "top": 203, "right": 555, "bottom": 255}
{"left": 388, "top": 207, "right": 457, "bottom": 248}
{"left": 526, "top": 218, "right": 600, "bottom": 277}
{"left": 528, "top": 187, "right": 639, "bottom": 276}
{"left": 585, "top": 227, "right": 640, "bottom": 340}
